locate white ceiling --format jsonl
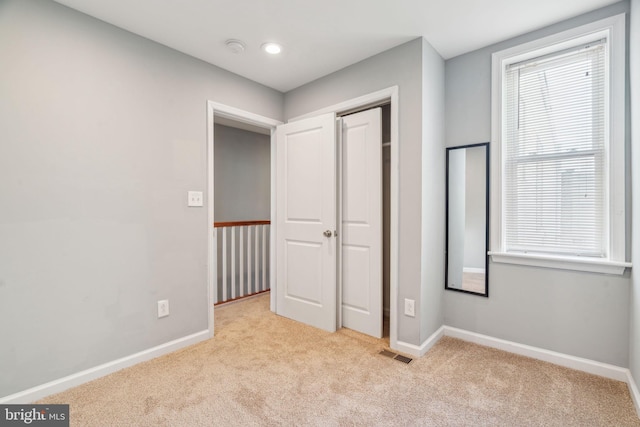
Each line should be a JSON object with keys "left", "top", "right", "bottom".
{"left": 53, "top": 0, "right": 619, "bottom": 92}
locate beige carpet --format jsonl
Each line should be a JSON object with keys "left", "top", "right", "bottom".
{"left": 40, "top": 294, "right": 639, "bottom": 426}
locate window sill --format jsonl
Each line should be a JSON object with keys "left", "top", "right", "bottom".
{"left": 488, "top": 251, "right": 631, "bottom": 275}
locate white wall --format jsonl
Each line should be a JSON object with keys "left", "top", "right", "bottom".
{"left": 0, "top": 0, "right": 282, "bottom": 398}
{"left": 444, "top": 1, "right": 631, "bottom": 366}
{"left": 285, "top": 38, "right": 446, "bottom": 346}
{"left": 214, "top": 124, "right": 271, "bottom": 222}
{"left": 629, "top": 0, "right": 640, "bottom": 382}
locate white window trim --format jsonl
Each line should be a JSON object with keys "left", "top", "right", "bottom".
{"left": 489, "top": 13, "right": 630, "bottom": 275}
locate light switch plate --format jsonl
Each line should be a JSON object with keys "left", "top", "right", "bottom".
{"left": 188, "top": 191, "right": 204, "bottom": 207}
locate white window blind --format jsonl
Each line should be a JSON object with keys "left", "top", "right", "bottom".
{"left": 503, "top": 41, "right": 606, "bottom": 257}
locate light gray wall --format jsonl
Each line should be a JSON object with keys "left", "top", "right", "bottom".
{"left": 630, "top": 0, "right": 640, "bottom": 382}
{"left": 444, "top": 1, "right": 631, "bottom": 366}
{"left": 285, "top": 38, "right": 446, "bottom": 346}
{"left": 420, "top": 40, "right": 446, "bottom": 343}
{"left": 0, "top": 0, "right": 282, "bottom": 398}
{"left": 214, "top": 124, "right": 271, "bottom": 222}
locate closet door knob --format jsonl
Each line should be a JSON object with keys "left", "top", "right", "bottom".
{"left": 323, "top": 230, "right": 333, "bottom": 237}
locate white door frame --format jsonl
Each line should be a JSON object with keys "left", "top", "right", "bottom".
{"left": 207, "top": 86, "right": 399, "bottom": 350}
{"left": 206, "top": 101, "right": 282, "bottom": 337}
{"left": 289, "top": 86, "right": 399, "bottom": 350}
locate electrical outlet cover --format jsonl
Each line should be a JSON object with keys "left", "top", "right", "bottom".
{"left": 404, "top": 298, "right": 415, "bottom": 317}
{"left": 157, "top": 300, "right": 170, "bottom": 318}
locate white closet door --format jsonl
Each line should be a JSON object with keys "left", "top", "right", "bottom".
{"left": 275, "top": 113, "right": 337, "bottom": 332}
{"left": 341, "top": 108, "right": 382, "bottom": 338}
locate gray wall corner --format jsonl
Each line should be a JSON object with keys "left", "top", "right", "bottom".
{"left": 420, "top": 37, "right": 446, "bottom": 342}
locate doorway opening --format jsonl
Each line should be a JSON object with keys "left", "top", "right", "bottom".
{"left": 213, "top": 118, "right": 272, "bottom": 306}
{"left": 206, "top": 101, "right": 281, "bottom": 336}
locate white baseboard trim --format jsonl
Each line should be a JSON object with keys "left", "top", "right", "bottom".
{"left": 0, "top": 330, "right": 210, "bottom": 404}
{"left": 443, "top": 326, "right": 628, "bottom": 382}
{"left": 627, "top": 370, "right": 640, "bottom": 418}
{"left": 463, "top": 267, "right": 485, "bottom": 274}
{"left": 395, "top": 326, "right": 444, "bottom": 357}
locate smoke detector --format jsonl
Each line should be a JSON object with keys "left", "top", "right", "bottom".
{"left": 225, "top": 39, "right": 246, "bottom": 54}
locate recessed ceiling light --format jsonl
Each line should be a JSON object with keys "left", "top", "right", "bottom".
{"left": 225, "top": 39, "right": 246, "bottom": 54}
{"left": 261, "top": 42, "right": 282, "bottom": 55}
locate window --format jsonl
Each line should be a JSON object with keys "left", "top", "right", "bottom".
{"left": 505, "top": 40, "right": 605, "bottom": 257}
{"left": 490, "top": 14, "right": 629, "bottom": 274}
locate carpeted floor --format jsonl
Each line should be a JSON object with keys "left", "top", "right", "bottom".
{"left": 40, "top": 293, "right": 639, "bottom": 426}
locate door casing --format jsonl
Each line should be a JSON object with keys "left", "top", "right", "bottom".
{"left": 207, "top": 86, "right": 399, "bottom": 350}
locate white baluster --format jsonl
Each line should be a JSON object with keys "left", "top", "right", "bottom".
{"left": 247, "top": 226, "right": 253, "bottom": 294}
{"left": 231, "top": 226, "right": 236, "bottom": 300}
{"left": 254, "top": 225, "right": 259, "bottom": 292}
{"left": 239, "top": 226, "right": 244, "bottom": 297}
{"left": 262, "top": 224, "right": 267, "bottom": 291}
{"left": 213, "top": 229, "right": 218, "bottom": 304}
{"left": 222, "top": 227, "right": 227, "bottom": 303}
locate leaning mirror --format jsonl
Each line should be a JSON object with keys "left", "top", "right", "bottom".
{"left": 445, "top": 142, "right": 489, "bottom": 297}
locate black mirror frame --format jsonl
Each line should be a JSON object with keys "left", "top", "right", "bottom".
{"left": 444, "top": 142, "right": 490, "bottom": 297}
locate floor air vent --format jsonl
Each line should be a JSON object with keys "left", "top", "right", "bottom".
{"left": 378, "top": 350, "right": 413, "bottom": 364}
{"left": 394, "top": 354, "right": 413, "bottom": 364}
